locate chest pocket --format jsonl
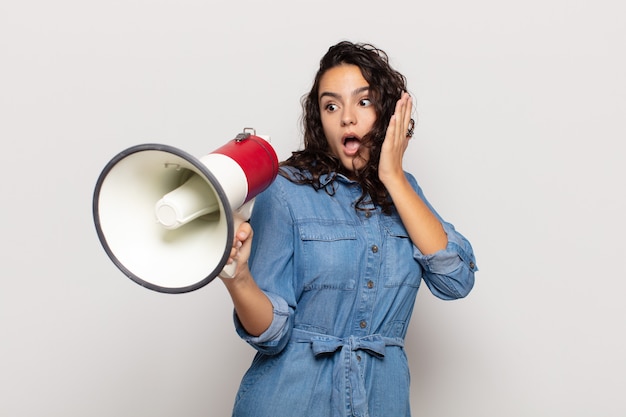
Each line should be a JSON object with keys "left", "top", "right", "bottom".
{"left": 382, "top": 220, "right": 422, "bottom": 288}
{"left": 298, "top": 221, "right": 358, "bottom": 291}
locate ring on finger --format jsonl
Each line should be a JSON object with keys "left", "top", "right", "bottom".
{"left": 406, "top": 118, "right": 415, "bottom": 138}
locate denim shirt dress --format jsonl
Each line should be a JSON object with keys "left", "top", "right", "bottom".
{"left": 231, "top": 168, "right": 477, "bottom": 417}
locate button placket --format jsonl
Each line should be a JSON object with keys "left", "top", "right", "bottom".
{"left": 355, "top": 202, "right": 379, "bottom": 337}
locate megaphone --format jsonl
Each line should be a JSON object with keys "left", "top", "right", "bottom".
{"left": 92, "top": 128, "right": 279, "bottom": 294}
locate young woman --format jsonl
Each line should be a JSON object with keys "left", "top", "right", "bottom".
{"left": 221, "top": 40, "right": 478, "bottom": 417}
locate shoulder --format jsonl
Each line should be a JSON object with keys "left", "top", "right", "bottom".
{"left": 255, "top": 167, "right": 308, "bottom": 206}
{"left": 269, "top": 167, "right": 307, "bottom": 194}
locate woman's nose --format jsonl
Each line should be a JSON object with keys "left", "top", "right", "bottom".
{"left": 341, "top": 108, "right": 356, "bottom": 126}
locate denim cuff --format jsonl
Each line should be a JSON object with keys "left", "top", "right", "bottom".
{"left": 413, "top": 222, "right": 478, "bottom": 275}
{"left": 234, "top": 291, "right": 290, "bottom": 346}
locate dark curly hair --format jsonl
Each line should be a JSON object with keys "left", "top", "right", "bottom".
{"left": 280, "top": 41, "right": 408, "bottom": 214}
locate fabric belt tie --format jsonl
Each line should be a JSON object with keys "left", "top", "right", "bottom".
{"left": 291, "top": 328, "right": 404, "bottom": 417}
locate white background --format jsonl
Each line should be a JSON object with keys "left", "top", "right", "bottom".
{"left": 1, "top": 1, "right": 625, "bottom": 416}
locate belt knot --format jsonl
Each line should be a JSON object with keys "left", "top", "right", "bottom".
{"left": 310, "top": 334, "right": 388, "bottom": 358}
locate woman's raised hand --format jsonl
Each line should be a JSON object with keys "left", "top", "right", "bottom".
{"left": 378, "top": 92, "right": 414, "bottom": 184}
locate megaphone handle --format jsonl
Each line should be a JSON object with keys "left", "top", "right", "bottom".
{"left": 219, "top": 200, "right": 255, "bottom": 279}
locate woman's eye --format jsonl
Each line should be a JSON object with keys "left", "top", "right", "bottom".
{"left": 359, "top": 99, "right": 372, "bottom": 107}
{"left": 325, "top": 103, "right": 338, "bottom": 112}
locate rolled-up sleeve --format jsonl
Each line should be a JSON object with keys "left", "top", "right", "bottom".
{"left": 234, "top": 291, "right": 292, "bottom": 355}
{"left": 413, "top": 221, "right": 477, "bottom": 299}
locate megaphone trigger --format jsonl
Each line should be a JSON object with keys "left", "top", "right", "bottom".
{"left": 218, "top": 199, "right": 255, "bottom": 279}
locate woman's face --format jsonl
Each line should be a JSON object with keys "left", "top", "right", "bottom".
{"left": 318, "top": 64, "right": 377, "bottom": 174}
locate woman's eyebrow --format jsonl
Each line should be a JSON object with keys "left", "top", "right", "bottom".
{"left": 319, "top": 86, "right": 370, "bottom": 100}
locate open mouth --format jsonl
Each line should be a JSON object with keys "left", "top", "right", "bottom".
{"left": 342, "top": 135, "right": 361, "bottom": 155}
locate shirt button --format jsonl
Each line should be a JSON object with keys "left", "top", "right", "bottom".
{"left": 367, "top": 280, "right": 374, "bottom": 289}
{"left": 469, "top": 261, "right": 475, "bottom": 269}
{"left": 356, "top": 355, "right": 362, "bottom": 361}
{"left": 371, "top": 245, "right": 378, "bottom": 253}
{"left": 359, "top": 320, "right": 367, "bottom": 329}
{"left": 365, "top": 211, "right": 371, "bottom": 218}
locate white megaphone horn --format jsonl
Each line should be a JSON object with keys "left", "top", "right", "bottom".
{"left": 92, "top": 128, "right": 279, "bottom": 293}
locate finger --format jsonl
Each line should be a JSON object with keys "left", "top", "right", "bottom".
{"left": 391, "top": 94, "right": 409, "bottom": 135}
{"left": 234, "top": 222, "right": 252, "bottom": 244}
{"left": 400, "top": 94, "right": 414, "bottom": 139}
{"left": 226, "top": 246, "right": 239, "bottom": 264}
{"left": 385, "top": 114, "right": 401, "bottom": 149}
{"left": 385, "top": 93, "right": 414, "bottom": 147}
{"left": 231, "top": 222, "right": 254, "bottom": 264}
